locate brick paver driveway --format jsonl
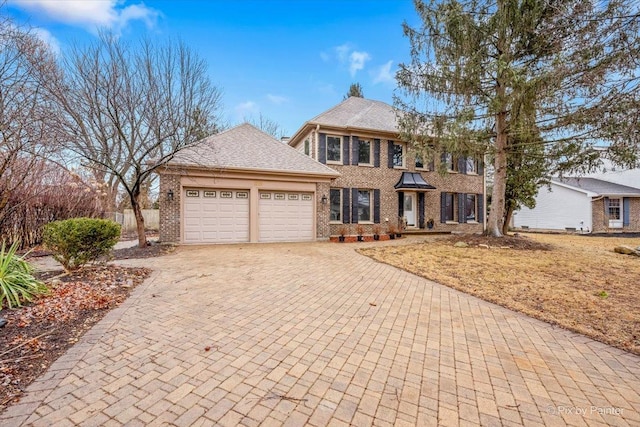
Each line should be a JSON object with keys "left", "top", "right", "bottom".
{"left": 2, "top": 239, "right": 639, "bottom": 426}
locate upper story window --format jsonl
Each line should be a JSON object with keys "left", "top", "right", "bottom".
{"left": 415, "top": 155, "right": 424, "bottom": 169}
{"left": 330, "top": 188, "right": 342, "bottom": 222}
{"left": 444, "top": 153, "right": 458, "bottom": 172}
{"left": 327, "top": 136, "right": 342, "bottom": 163}
{"left": 466, "top": 156, "right": 479, "bottom": 174}
{"left": 359, "top": 139, "right": 372, "bottom": 165}
{"left": 304, "top": 139, "right": 310, "bottom": 156}
{"left": 393, "top": 143, "right": 405, "bottom": 168}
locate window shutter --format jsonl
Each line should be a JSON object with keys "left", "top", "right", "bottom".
{"left": 351, "top": 136, "right": 359, "bottom": 165}
{"left": 318, "top": 133, "right": 326, "bottom": 164}
{"left": 342, "top": 188, "right": 350, "bottom": 224}
{"left": 623, "top": 197, "right": 630, "bottom": 226}
{"left": 351, "top": 188, "right": 359, "bottom": 224}
{"left": 387, "top": 141, "right": 394, "bottom": 168}
{"left": 343, "top": 136, "right": 350, "bottom": 165}
{"left": 374, "top": 139, "right": 380, "bottom": 167}
{"left": 458, "top": 157, "right": 466, "bottom": 174}
{"left": 440, "top": 152, "right": 447, "bottom": 170}
{"left": 418, "top": 193, "right": 425, "bottom": 228}
{"left": 477, "top": 157, "right": 484, "bottom": 175}
{"left": 428, "top": 157, "right": 435, "bottom": 171}
{"left": 604, "top": 197, "right": 610, "bottom": 219}
{"left": 374, "top": 189, "right": 381, "bottom": 223}
{"left": 440, "top": 192, "right": 447, "bottom": 223}
{"left": 458, "top": 193, "right": 466, "bottom": 223}
{"left": 477, "top": 194, "right": 484, "bottom": 223}
{"left": 398, "top": 191, "right": 404, "bottom": 219}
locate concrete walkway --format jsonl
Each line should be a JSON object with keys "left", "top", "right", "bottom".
{"left": 2, "top": 239, "right": 639, "bottom": 426}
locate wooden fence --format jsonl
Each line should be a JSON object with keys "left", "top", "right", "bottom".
{"left": 122, "top": 209, "right": 159, "bottom": 232}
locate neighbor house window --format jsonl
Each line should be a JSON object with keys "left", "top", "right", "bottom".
{"left": 359, "top": 139, "right": 372, "bottom": 165}
{"left": 466, "top": 194, "right": 477, "bottom": 222}
{"left": 330, "top": 189, "right": 342, "bottom": 222}
{"left": 304, "top": 139, "right": 310, "bottom": 156}
{"left": 443, "top": 192, "right": 456, "bottom": 222}
{"left": 357, "top": 190, "right": 372, "bottom": 222}
{"left": 327, "top": 136, "right": 342, "bottom": 163}
{"left": 393, "top": 143, "right": 405, "bottom": 168}
{"left": 609, "top": 198, "right": 621, "bottom": 220}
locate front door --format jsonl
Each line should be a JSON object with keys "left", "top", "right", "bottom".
{"left": 404, "top": 193, "right": 416, "bottom": 227}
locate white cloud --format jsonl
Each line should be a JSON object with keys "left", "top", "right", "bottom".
{"left": 31, "top": 27, "right": 61, "bottom": 55}
{"left": 319, "top": 51, "right": 330, "bottom": 62}
{"left": 266, "top": 94, "right": 288, "bottom": 105}
{"left": 349, "top": 51, "right": 371, "bottom": 77}
{"left": 10, "top": 0, "right": 160, "bottom": 32}
{"left": 373, "top": 60, "right": 395, "bottom": 84}
{"left": 235, "top": 101, "right": 259, "bottom": 118}
{"left": 335, "top": 43, "right": 351, "bottom": 62}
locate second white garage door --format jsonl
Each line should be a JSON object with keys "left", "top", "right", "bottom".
{"left": 259, "top": 192, "right": 314, "bottom": 242}
{"left": 183, "top": 189, "right": 249, "bottom": 243}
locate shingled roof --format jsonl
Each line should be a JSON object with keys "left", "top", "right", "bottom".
{"left": 167, "top": 123, "right": 339, "bottom": 177}
{"left": 306, "top": 97, "right": 399, "bottom": 132}
{"left": 553, "top": 177, "right": 640, "bottom": 196}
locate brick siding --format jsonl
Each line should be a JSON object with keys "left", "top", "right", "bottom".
{"left": 592, "top": 197, "right": 640, "bottom": 233}
{"left": 158, "top": 172, "right": 181, "bottom": 243}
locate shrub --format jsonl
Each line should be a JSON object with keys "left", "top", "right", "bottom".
{"left": 43, "top": 218, "right": 121, "bottom": 271}
{"left": 0, "top": 241, "right": 48, "bottom": 309}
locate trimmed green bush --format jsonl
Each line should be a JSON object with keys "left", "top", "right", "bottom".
{"left": 0, "top": 241, "right": 48, "bottom": 309}
{"left": 43, "top": 218, "right": 121, "bottom": 271}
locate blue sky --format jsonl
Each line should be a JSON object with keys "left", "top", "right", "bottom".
{"left": 6, "top": 0, "right": 420, "bottom": 136}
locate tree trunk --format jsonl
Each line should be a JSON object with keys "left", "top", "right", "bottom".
{"left": 503, "top": 205, "right": 514, "bottom": 235}
{"left": 130, "top": 191, "right": 147, "bottom": 247}
{"left": 487, "top": 112, "right": 508, "bottom": 237}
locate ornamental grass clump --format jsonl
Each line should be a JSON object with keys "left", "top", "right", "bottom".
{"left": 43, "top": 218, "right": 121, "bottom": 272}
{"left": 0, "top": 241, "right": 48, "bottom": 309}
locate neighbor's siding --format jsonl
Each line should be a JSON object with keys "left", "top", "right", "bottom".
{"left": 513, "top": 184, "right": 592, "bottom": 231}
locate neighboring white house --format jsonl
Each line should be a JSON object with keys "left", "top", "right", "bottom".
{"left": 583, "top": 156, "right": 640, "bottom": 188}
{"left": 513, "top": 177, "right": 640, "bottom": 233}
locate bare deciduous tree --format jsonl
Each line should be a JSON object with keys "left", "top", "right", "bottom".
{"left": 40, "top": 33, "right": 223, "bottom": 247}
{"left": 0, "top": 8, "right": 62, "bottom": 242}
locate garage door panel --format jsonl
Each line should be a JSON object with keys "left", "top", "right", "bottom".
{"left": 259, "top": 192, "right": 314, "bottom": 242}
{"left": 184, "top": 188, "right": 249, "bottom": 243}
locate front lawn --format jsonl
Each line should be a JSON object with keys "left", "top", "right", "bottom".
{"left": 359, "top": 233, "right": 640, "bottom": 355}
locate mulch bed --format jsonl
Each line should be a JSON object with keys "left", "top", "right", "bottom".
{"left": 445, "top": 233, "right": 555, "bottom": 251}
{"left": 0, "top": 265, "right": 151, "bottom": 413}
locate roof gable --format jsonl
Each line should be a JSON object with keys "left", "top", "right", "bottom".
{"left": 309, "top": 97, "right": 398, "bottom": 132}
{"left": 553, "top": 177, "right": 640, "bottom": 196}
{"left": 168, "top": 123, "right": 339, "bottom": 177}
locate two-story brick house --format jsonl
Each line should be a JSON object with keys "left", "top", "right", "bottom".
{"left": 287, "top": 97, "right": 485, "bottom": 235}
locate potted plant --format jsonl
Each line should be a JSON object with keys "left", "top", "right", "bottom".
{"left": 338, "top": 225, "right": 348, "bottom": 242}
{"left": 387, "top": 224, "right": 397, "bottom": 239}
{"left": 372, "top": 224, "right": 381, "bottom": 241}
{"left": 355, "top": 224, "right": 365, "bottom": 242}
{"left": 427, "top": 218, "right": 435, "bottom": 229}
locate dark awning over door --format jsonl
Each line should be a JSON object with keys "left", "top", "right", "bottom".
{"left": 394, "top": 172, "right": 436, "bottom": 191}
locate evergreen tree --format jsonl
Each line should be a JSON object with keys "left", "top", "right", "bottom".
{"left": 396, "top": 0, "right": 640, "bottom": 237}
{"left": 344, "top": 82, "right": 364, "bottom": 99}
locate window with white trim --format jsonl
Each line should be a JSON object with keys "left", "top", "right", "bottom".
{"left": 359, "top": 139, "right": 372, "bottom": 165}
{"left": 330, "top": 189, "right": 341, "bottom": 222}
{"left": 466, "top": 156, "right": 479, "bottom": 174}
{"left": 327, "top": 136, "right": 342, "bottom": 163}
{"left": 392, "top": 143, "right": 405, "bottom": 168}
{"left": 357, "top": 189, "right": 372, "bottom": 222}
{"left": 609, "top": 198, "right": 621, "bottom": 220}
{"left": 444, "top": 153, "right": 458, "bottom": 172}
{"left": 466, "top": 194, "right": 477, "bottom": 222}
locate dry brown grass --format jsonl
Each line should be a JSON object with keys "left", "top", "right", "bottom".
{"left": 359, "top": 233, "right": 640, "bottom": 355}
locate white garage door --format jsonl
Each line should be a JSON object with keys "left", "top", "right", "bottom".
{"left": 183, "top": 189, "right": 249, "bottom": 243}
{"left": 259, "top": 192, "right": 314, "bottom": 242}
